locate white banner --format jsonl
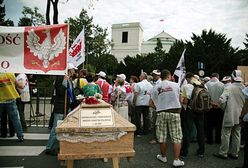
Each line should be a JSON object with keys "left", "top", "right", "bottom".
{"left": 68, "top": 28, "right": 85, "bottom": 67}
{"left": 0, "top": 24, "right": 69, "bottom": 75}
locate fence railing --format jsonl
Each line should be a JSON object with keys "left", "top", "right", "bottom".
{"left": 25, "top": 86, "right": 54, "bottom": 127}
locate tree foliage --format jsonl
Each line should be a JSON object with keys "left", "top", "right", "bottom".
{"left": 66, "top": 9, "right": 118, "bottom": 73}
{"left": 18, "top": 6, "right": 45, "bottom": 26}
{"left": 118, "top": 29, "right": 243, "bottom": 79}
{"left": 186, "top": 29, "right": 238, "bottom": 76}
{"left": 0, "top": 0, "right": 14, "bottom": 26}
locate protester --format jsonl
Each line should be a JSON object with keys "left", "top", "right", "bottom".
{"left": 151, "top": 69, "right": 184, "bottom": 167}
{"left": 83, "top": 73, "right": 102, "bottom": 97}
{"left": 149, "top": 69, "right": 161, "bottom": 144}
{"left": 73, "top": 69, "right": 88, "bottom": 89}
{"left": 180, "top": 72, "right": 205, "bottom": 158}
{"left": 16, "top": 73, "right": 30, "bottom": 130}
{"left": 221, "top": 76, "right": 232, "bottom": 87}
{"left": 127, "top": 75, "right": 139, "bottom": 124}
{"left": 111, "top": 74, "right": 128, "bottom": 120}
{"left": 205, "top": 73, "right": 224, "bottom": 144}
{"left": 0, "top": 73, "right": 24, "bottom": 142}
{"left": 236, "top": 86, "right": 248, "bottom": 168}
{"left": 46, "top": 63, "right": 77, "bottom": 155}
{"left": 133, "top": 72, "right": 153, "bottom": 136}
{"left": 95, "top": 71, "right": 112, "bottom": 103}
{"left": 214, "top": 70, "right": 245, "bottom": 159}
{"left": 0, "top": 110, "right": 15, "bottom": 137}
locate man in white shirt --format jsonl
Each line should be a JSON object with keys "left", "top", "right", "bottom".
{"left": 149, "top": 70, "right": 161, "bottom": 144}
{"left": 151, "top": 69, "right": 184, "bottom": 167}
{"left": 133, "top": 72, "right": 153, "bottom": 136}
{"left": 205, "top": 73, "right": 224, "bottom": 144}
{"left": 214, "top": 70, "right": 245, "bottom": 159}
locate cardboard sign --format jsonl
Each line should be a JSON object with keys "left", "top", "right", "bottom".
{"left": 80, "top": 108, "right": 114, "bottom": 127}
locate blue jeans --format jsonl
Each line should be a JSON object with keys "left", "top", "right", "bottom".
{"left": 46, "top": 113, "right": 64, "bottom": 151}
{"left": 0, "top": 100, "right": 23, "bottom": 139}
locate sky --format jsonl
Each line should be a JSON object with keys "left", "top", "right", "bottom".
{"left": 4, "top": 0, "right": 248, "bottom": 49}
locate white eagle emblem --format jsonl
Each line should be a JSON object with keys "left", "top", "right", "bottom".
{"left": 26, "top": 28, "right": 66, "bottom": 68}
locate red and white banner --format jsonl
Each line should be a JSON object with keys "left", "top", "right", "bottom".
{"left": 68, "top": 28, "right": 85, "bottom": 67}
{"left": 0, "top": 24, "right": 68, "bottom": 75}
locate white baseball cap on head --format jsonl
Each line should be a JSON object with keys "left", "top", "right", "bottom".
{"left": 151, "top": 70, "right": 161, "bottom": 76}
{"left": 68, "top": 63, "right": 78, "bottom": 70}
{"left": 117, "top": 74, "right": 126, "bottom": 80}
{"left": 231, "top": 70, "right": 243, "bottom": 82}
{"left": 221, "top": 76, "right": 231, "bottom": 82}
{"left": 96, "top": 71, "right": 106, "bottom": 78}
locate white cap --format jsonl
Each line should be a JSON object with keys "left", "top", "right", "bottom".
{"left": 68, "top": 63, "right": 78, "bottom": 70}
{"left": 117, "top": 74, "right": 126, "bottom": 80}
{"left": 194, "top": 74, "right": 200, "bottom": 80}
{"left": 151, "top": 70, "right": 161, "bottom": 76}
{"left": 221, "top": 76, "right": 231, "bottom": 82}
{"left": 231, "top": 70, "right": 243, "bottom": 82}
{"left": 96, "top": 71, "right": 106, "bottom": 78}
{"left": 203, "top": 76, "right": 210, "bottom": 82}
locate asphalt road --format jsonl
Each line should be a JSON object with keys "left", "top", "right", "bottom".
{"left": 0, "top": 127, "right": 244, "bottom": 168}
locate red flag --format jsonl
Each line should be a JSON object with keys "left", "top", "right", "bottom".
{"left": 24, "top": 24, "right": 68, "bottom": 73}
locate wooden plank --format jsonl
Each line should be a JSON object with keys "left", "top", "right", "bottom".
{"left": 59, "top": 133, "right": 134, "bottom": 155}
{"left": 66, "top": 160, "right": 74, "bottom": 168}
{"left": 112, "top": 157, "right": 119, "bottom": 168}
{"left": 58, "top": 150, "right": 135, "bottom": 160}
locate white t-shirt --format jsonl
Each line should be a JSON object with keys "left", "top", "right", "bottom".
{"left": 134, "top": 79, "right": 153, "bottom": 106}
{"left": 151, "top": 80, "right": 181, "bottom": 112}
{"left": 181, "top": 83, "right": 194, "bottom": 99}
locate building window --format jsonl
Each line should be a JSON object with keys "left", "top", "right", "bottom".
{"left": 122, "top": 32, "right": 128, "bottom": 43}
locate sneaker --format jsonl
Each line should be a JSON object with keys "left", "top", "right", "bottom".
{"left": 213, "top": 153, "right": 227, "bottom": 159}
{"left": 173, "top": 159, "right": 184, "bottom": 167}
{"left": 149, "top": 139, "right": 157, "bottom": 144}
{"left": 17, "top": 137, "right": 24, "bottom": 142}
{"left": 228, "top": 153, "right": 238, "bottom": 160}
{"left": 156, "top": 154, "right": 167, "bottom": 163}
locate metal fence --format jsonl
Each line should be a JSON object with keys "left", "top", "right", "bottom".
{"left": 25, "top": 86, "right": 54, "bottom": 127}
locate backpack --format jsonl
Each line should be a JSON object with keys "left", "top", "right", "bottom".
{"left": 189, "top": 85, "right": 211, "bottom": 112}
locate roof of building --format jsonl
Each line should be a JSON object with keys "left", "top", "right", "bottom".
{"left": 112, "top": 22, "right": 143, "bottom": 31}
{"left": 147, "top": 30, "right": 176, "bottom": 42}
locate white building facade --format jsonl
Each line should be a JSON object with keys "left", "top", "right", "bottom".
{"left": 111, "top": 22, "right": 176, "bottom": 61}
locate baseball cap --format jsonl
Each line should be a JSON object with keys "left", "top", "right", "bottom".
{"left": 68, "top": 63, "right": 78, "bottom": 70}
{"left": 221, "top": 76, "right": 231, "bottom": 82}
{"left": 96, "top": 71, "right": 106, "bottom": 78}
{"left": 117, "top": 74, "right": 126, "bottom": 80}
{"left": 151, "top": 70, "right": 161, "bottom": 76}
{"left": 231, "top": 70, "right": 243, "bottom": 82}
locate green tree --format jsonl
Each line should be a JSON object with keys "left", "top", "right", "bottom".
{"left": 153, "top": 38, "right": 166, "bottom": 69}
{"left": 1, "top": 19, "right": 14, "bottom": 26}
{"left": 0, "top": 0, "right": 14, "bottom": 26}
{"left": 236, "top": 34, "right": 248, "bottom": 66}
{"left": 163, "top": 40, "right": 186, "bottom": 73}
{"left": 66, "top": 9, "right": 116, "bottom": 71}
{"left": 0, "top": 0, "right": 5, "bottom": 25}
{"left": 244, "top": 33, "right": 248, "bottom": 49}
{"left": 188, "top": 29, "right": 238, "bottom": 76}
{"left": 18, "top": 6, "right": 45, "bottom": 26}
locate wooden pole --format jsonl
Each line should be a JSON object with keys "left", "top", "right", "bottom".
{"left": 64, "top": 89, "right": 67, "bottom": 118}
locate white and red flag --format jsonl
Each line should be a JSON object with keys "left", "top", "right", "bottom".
{"left": 0, "top": 24, "right": 68, "bottom": 75}
{"left": 68, "top": 28, "right": 85, "bottom": 67}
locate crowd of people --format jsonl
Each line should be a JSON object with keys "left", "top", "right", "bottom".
{"left": 0, "top": 64, "right": 247, "bottom": 168}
